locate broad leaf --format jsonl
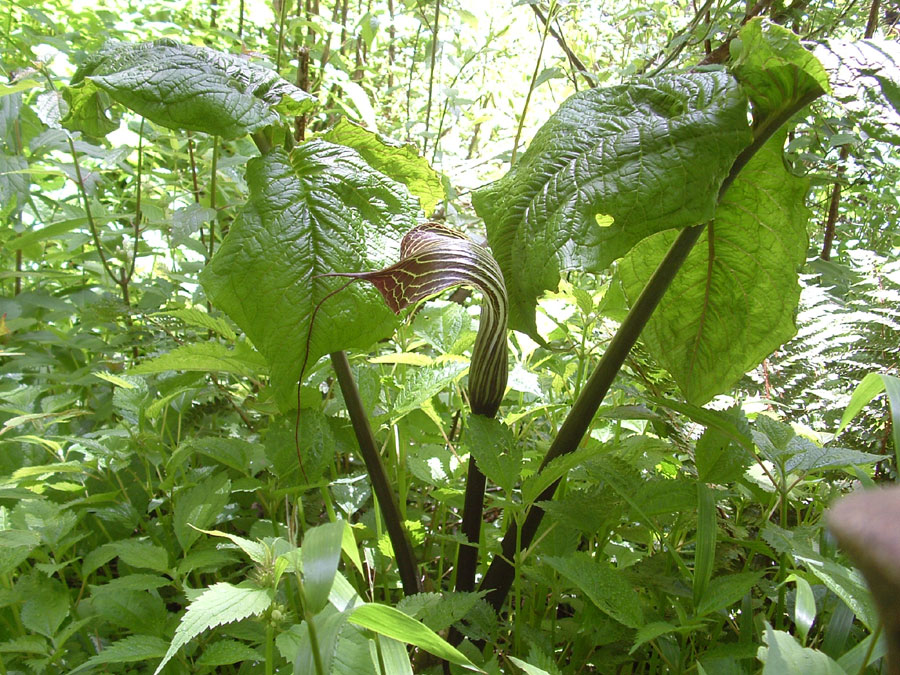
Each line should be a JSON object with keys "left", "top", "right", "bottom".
{"left": 322, "top": 118, "right": 444, "bottom": 216}
{"left": 301, "top": 520, "right": 346, "bottom": 615}
{"left": 731, "top": 19, "right": 831, "bottom": 127}
{"left": 763, "top": 523, "right": 877, "bottom": 629}
{"left": 395, "top": 591, "right": 483, "bottom": 632}
{"left": 544, "top": 552, "right": 643, "bottom": 629}
{"left": 65, "top": 39, "right": 315, "bottom": 139}
{"left": 104, "top": 539, "right": 170, "bottom": 573}
{"left": 695, "top": 407, "right": 754, "bottom": 483}
{"left": 70, "top": 635, "right": 169, "bottom": 673}
{"left": 473, "top": 71, "right": 750, "bottom": 335}
{"left": 619, "top": 129, "right": 808, "bottom": 404}
{"left": 173, "top": 473, "right": 232, "bottom": 553}
{"left": 21, "top": 577, "right": 69, "bottom": 637}
{"left": 291, "top": 606, "right": 354, "bottom": 675}
{"left": 464, "top": 415, "right": 521, "bottom": 493}
{"left": 758, "top": 624, "right": 844, "bottom": 675}
{"left": 154, "top": 581, "right": 273, "bottom": 674}
{"left": 695, "top": 572, "right": 761, "bottom": 617}
{"left": 201, "top": 143, "right": 416, "bottom": 410}
{"left": 195, "top": 639, "right": 262, "bottom": 666}
{"left": 129, "top": 341, "right": 266, "bottom": 379}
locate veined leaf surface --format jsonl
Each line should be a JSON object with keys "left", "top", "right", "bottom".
{"left": 322, "top": 118, "right": 444, "bottom": 216}
{"left": 473, "top": 71, "right": 750, "bottom": 335}
{"left": 201, "top": 142, "right": 416, "bottom": 409}
{"left": 64, "top": 39, "right": 315, "bottom": 139}
{"left": 619, "top": 129, "right": 808, "bottom": 404}
{"left": 731, "top": 19, "right": 830, "bottom": 126}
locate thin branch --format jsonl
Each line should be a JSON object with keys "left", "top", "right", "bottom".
{"left": 530, "top": 3, "right": 597, "bottom": 88}
{"left": 124, "top": 118, "right": 144, "bottom": 285}
{"left": 422, "top": 0, "right": 442, "bottom": 154}
{"left": 511, "top": 1, "right": 555, "bottom": 166}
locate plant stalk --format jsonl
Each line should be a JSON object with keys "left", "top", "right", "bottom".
{"left": 330, "top": 351, "right": 422, "bottom": 596}
{"left": 511, "top": 1, "right": 555, "bottom": 165}
{"left": 422, "top": 0, "right": 442, "bottom": 154}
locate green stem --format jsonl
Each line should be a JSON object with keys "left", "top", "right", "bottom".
{"left": 330, "top": 351, "right": 422, "bottom": 596}
{"left": 275, "top": 0, "right": 289, "bottom": 72}
{"left": 856, "top": 623, "right": 882, "bottom": 675}
{"left": 304, "top": 604, "right": 326, "bottom": 675}
{"left": 511, "top": 0, "right": 555, "bottom": 166}
{"left": 208, "top": 137, "right": 219, "bottom": 261}
{"left": 265, "top": 620, "right": 275, "bottom": 675}
{"left": 422, "top": 0, "right": 441, "bottom": 154}
{"left": 477, "top": 87, "right": 825, "bottom": 614}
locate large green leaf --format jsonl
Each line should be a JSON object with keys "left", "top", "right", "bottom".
{"left": 64, "top": 39, "right": 315, "bottom": 139}
{"left": 322, "top": 118, "right": 444, "bottom": 216}
{"left": 619, "top": 129, "right": 808, "bottom": 404}
{"left": 201, "top": 142, "right": 416, "bottom": 410}
{"left": 731, "top": 19, "right": 830, "bottom": 126}
{"left": 473, "top": 71, "right": 750, "bottom": 335}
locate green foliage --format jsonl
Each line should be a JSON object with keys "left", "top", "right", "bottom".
{"left": 620, "top": 128, "right": 810, "bottom": 403}
{"left": 474, "top": 71, "right": 751, "bottom": 335}
{"left": 65, "top": 39, "right": 316, "bottom": 139}
{"left": 201, "top": 144, "right": 416, "bottom": 409}
{"left": 1, "top": 2, "right": 896, "bottom": 674}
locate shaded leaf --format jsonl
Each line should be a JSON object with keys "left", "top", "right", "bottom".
{"left": 695, "top": 407, "right": 754, "bottom": 483}
{"left": 391, "top": 361, "right": 468, "bottom": 418}
{"left": 21, "top": 577, "right": 69, "bottom": 637}
{"left": 70, "top": 635, "right": 168, "bottom": 674}
{"left": 464, "top": 415, "right": 521, "bottom": 493}
{"left": 763, "top": 523, "right": 876, "bottom": 629}
{"left": 154, "top": 582, "right": 273, "bottom": 674}
{"left": 129, "top": 341, "right": 266, "bottom": 378}
{"left": 544, "top": 552, "right": 643, "bottom": 628}
{"left": 195, "top": 639, "right": 262, "bottom": 666}
{"left": 696, "top": 572, "right": 761, "bottom": 617}
{"left": 620, "top": 129, "right": 808, "bottom": 404}
{"left": 758, "top": 623, "right": 844, "bottom": 675}
{"left": 174, "top": 473, "right": 232, "bottom": 553}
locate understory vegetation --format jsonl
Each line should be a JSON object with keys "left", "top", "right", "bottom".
{"left": 1, "top": 0, "right": 899, "bottom": 673}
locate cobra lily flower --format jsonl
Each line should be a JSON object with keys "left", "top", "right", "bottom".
{"left": 329, "top": 222, "right": 508, "bottom": 416}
